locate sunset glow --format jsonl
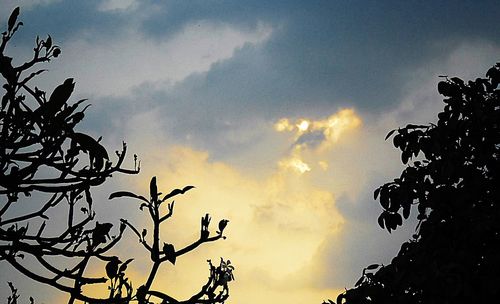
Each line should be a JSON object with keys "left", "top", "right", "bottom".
{"left": 1, "top": 2, "right": 498, "bottom": 304}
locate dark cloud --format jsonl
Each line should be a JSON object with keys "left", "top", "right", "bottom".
{"left": 9, "top": 0, "right": 499, "bottom": 117}
{"left": 295, "top": 130, "right": 326, "bottom": 148}
{"left": 9, "top": 1, "right": 126, "bottom": 43}
{"left": 7, "top": 0, "right": 497, "bottom": 164}
{"left": 139, "top": 0, "right": 500, "bottom": 112}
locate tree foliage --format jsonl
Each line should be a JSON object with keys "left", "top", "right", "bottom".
{"left": 326, "top": 63, "right": 500, "bottom": 304}
{"left": 1, "top": 8, "right": 233, "bottom": 304}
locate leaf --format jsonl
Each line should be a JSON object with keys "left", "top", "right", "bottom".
{"left": 380, "top": 187, "right": 389, "bottom": 209}
{"left": 45, "top": 35, "right": 52, "bottom": 49}
{"left": 162, "top": 185, "right": 195, "bottom": 201}
{"left": 405, "top": 124, "right": 427, "bottom": 130}
{"left": 377, "top": 213, "right": 385, "bottom": 229}
{"left": 395, "top": 213, "right": 403, "bottom": 226}
{"left": 366, "top": 264, "right": 379, "bottom": 270}
{"left": 402, "top": 204, "right": 411, "bottom": 219}
{"left": 355, "top": 276, "right": 364, "bottom": 287}
{"left": 450, "top": 77, "right": 464, "bottom": 86}
{"left": 105, "top": 257, "right": 120, "bottom": 279}
{"left": 150, "top": 177, "right": 158, "bottom": 203}
{"left": 70, "top": 132, "right": 109, "bottom": 163}
{"left": 218, "top": 219, "right": 229, "bottom": 234}
{"left": 118, "top": 258, "right": 134, "bottom": 273}
{"left": 93, "top": 222, "right": 113, "bottom": 245}
{"left": 401, "top": 149, "right": 411, "bottom": 165}
{"left": 374, "top": 187, "right": 381, "bottom": 200}
{"left": 163, "top": 243, "right": 176, "bottom": 264}
{"left": 8, "top": 7, "right": 20, "bottom": 32}
{"left": 385, "top": 129, "right": 396, "bottom": 140}
{"left": 109, "top": 191, "right": 148, "bottom": 203}
{"left": 45, "top": 78, "right": 75, "bottom": 116}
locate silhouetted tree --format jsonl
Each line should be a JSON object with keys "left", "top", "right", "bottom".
{"left": 325, "top": 63, "right": 500, "bottom": 304}
{"left": 1, "top": 8, "right": 233, "bottom": 304}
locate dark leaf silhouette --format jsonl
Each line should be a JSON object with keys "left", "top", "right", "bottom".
{"left": 109, "top": 191, "right": 149, "bottom": 203}
{"left": 162, "top": 243, "right": 176, "bottom": 265}
{"left": 45, "top": 35, "right": 52, "bottom": 49}
{"left": 162, "top": 185, "right": 195, "bottom": 201}
{"left": 118, "top": 258, "right": 134, "bottom": 273}
{"left": 92, "top": 222, "right": 113, "bottom": 245}
{"left": 38, "top": 78, "right": 75, "bottom": 117}
{"left": 106, "top": 257, "right": 121, "bottom": 279}
{"left": 218, "top": 219, "right": 229, "bottom": 234}
{"left": 150, "top": 176, "right": 158, "bottom": 203}
{"left": 384, "top": 129, "right": 396, "bottom": 140}
{"left": 7, "top": 7, "right": 19, "bottom": 31}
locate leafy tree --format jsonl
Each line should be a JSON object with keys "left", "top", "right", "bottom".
{"left": 326, "top": 63, "right": 500, "bottom": 304}
{"left": 1, "top": 8, "right": 233, "bottom": 304}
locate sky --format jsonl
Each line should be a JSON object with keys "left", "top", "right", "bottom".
{"left": 0, "top": 1, "right": 499, "bottom": 303}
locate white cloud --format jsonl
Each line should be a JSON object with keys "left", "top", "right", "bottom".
{"left": 0, "top": 0, "right": 61, "bottom": 20}
{"left": 51, "top": 21, "right": 272, "bottom": 97}
{"left": 98, "top": 0, "right": 138, "bottom": 12}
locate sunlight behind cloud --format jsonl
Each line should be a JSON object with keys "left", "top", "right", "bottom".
{"left": 275, "top": 108, "right": 362, "bottom": 178}
{"left": 95, "top": 107, "right": 366, "bottom": 303}
{"left": 275, "top": 108, "right": 361, "bottom": 149}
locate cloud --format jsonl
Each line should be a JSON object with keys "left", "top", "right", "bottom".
{"left": 48, "top": 20, "right": 272, "bottom": 97}
{"left": 0, "top": 0, "right": 61, "bottom": 20}
{"left": 66, "top": 107, "right": 368, "bottom": 304}
{"left": 73, "top": 143, "right": 344, "bottom": 303}
{"left": 98, "top": 0, "right": 138, "bottom": 12}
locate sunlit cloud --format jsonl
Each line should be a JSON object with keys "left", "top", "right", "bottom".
{"left": 279, "top": 156, "right": 311, "bottom": 174}
{"left": 82, "top": 106, "right": 366, "bottom": 303}
{"left": 275, "top": 108, "right": 361, "bottom": 150}
{"left": 87, "top": 104, "right": 365, "bottom": 303}
{"left": 274, "top": 108, "right": 362, "bottom": 180}
{"left": 81, "top": 144, "right": 343, "bottom": 304}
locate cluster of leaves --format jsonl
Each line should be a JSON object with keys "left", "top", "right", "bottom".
{"left": 1, "top": 8, "right": 233, "bottom": 304}
{"left": 326, "top": 63, "right": 500, "bottom": 303}
{"left": 109, "top": 176, "right": 232, "bottom": 304}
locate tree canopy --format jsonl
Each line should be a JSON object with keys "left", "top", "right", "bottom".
{"left": 327, "top": 63, "right": 500, "bottom": 304}
{"left": 1, "top": 8, "right": 233, "bottom": 304}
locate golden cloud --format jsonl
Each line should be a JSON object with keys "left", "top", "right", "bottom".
{"left": 78, "top": 144, "right": 343, "bottom": 303}
{"left": 78, "top": 109, "right": 362, "bottom": 303}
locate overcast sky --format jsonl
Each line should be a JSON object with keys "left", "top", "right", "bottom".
{"left": 1, "top": 1, "right": 499, "bottom": 303}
